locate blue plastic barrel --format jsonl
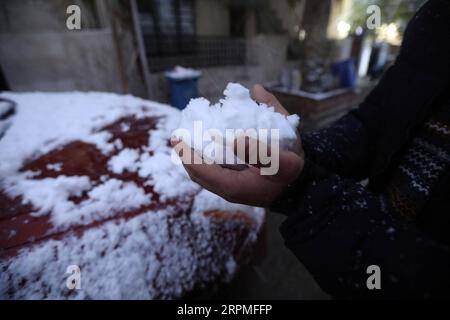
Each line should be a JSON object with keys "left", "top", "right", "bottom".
{"left": 332, "top": 58, "right": 357, "bottom": 88}
{"left": 166, "top": 76, "right": 200, "bottom": 110}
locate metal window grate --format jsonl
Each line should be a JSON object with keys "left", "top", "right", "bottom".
{"left": 137, "top": 0, "right": 246, "bottom": 72}
{"left": 145, "top": 36, "right": 246, "bottom": 72}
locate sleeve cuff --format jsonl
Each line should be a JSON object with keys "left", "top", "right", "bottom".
{"left": 269, "top": 158, "right": 329, "bottom": 215}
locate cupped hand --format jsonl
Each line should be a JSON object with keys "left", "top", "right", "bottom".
{"left": 171, "top": 84, "right": 304, "bottom": 207}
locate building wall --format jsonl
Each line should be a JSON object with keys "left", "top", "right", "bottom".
{"left": 0, "top": 0, "right": 293, "bottom": 104}
{"left": 149, "top": 34, "right": 290, "bottom": 103}
{"left": 195, "top": 0, "right": 230, "bottom": 36}
{"left": 0, "top": 30, "right": 121, "bottom": 92}
{"left": 148, "top": 0, "right": 295, "bottom": 103}
{"left": 0, "top": 0, "right": 146, "bottom": 96}
{"left": 269, "top": 0, "right": 306, "bottom": 37}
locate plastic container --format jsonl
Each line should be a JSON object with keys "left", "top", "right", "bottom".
{"left": 332, "top": 58, "right": 357, "bottom": 88}
{"left": 165, "top": 66, "right": 201, "bottom": 110}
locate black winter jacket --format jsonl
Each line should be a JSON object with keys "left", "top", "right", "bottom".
{"left": 271, "top": 0, "right": 450, "bottom": 298}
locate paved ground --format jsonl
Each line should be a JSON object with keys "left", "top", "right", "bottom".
{"left": 214, "top": 211, "right": 329, "bottom": 300}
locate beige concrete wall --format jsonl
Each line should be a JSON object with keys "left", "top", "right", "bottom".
{"left": 1, "top": 0, "right": 291, "bottom": 103}
{"left": 0, "top": 30, "right": 122, "bottom": 92}
{"left": 0, "top": 0, "right": 146, "bottom": 96}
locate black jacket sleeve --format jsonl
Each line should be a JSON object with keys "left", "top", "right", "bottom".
{"left": 300, "top": 112, "right": 372, "bottom": 180}
{"left": 271, "top": 157, "right": 450, "bottom": 299}
{"left": 270, "top": 0, "right": 450, "bottom": 299}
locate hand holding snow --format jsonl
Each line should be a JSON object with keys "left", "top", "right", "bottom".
{"left": 174, "top": 83, "right": 300, "bottom": 174}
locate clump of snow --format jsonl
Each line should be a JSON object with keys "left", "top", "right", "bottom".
{"left": 46, "top": 163, "right": 63, "bottom": 172}
{"left": 120, "top": 122, "right": 130, "bottom": 132}
{"left": 67, "top": 178, "right": 151, "bottom": 226}
{"left": 108, "top": 148, "right": 140, "bottom": 174}
{"left": 82, "top": 131, "right": 115, "bottom": 154}
{"left": 114, "top": 138, "right": 124, "bottom": 150}
{"left": 104, "top": 109, "right": 202, "bottom": 201}
{"left": 143, "top": 111, "right": 202, "bottom": 200}
{"left": 5, "top": 175, "right": 92, "bottom": 217}
{"left": 165, "top": 65, "right": 201, "bottom": 80}
{"left": 4, "top": 176, "right": 151, "bottom": 227}
{"left": 138, "top": 152, "right": 197, "bottom": 201}
{"left": 176, "top": 83, "right": 300, "bottom": 163}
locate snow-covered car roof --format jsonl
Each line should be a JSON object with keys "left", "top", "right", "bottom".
{"left": 0, "top": 92, "right": 264, "bottom": 299}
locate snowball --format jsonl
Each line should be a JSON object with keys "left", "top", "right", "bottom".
{"left": 176, "top": 83, "right": 300, "bottom": 165}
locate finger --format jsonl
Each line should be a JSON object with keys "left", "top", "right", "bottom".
{"left": 171, "top": 141, "right": 236, "bottom": 190}
{"left": 172, "top": 142, "right": 262, "bottom": 203}
{"left": 172, "top": 140, "right": 197, "bottom": 164}
{"left": 170, "top": 137, "right": 181, "bottom": 148}
{"left": 251, "top": 84, "right": 289, "bottom": 116}
{"left": 275, "top": 150, "right": 304, "bottom": 183}
{"left": 233, "top": 135, "right": 303, "bottom": 183}
{"left": 233, "top": 135, "right": 270, "bottom": 168}
{"left": 231, "top": 166, "right": 284, "bottom": 206}
{"left": 193, "top": 163, "right": 280, "bottom": 206}
{"left": 183, "top": 159, "right": 241, "bottom": 198}
{"left": 171, "top": 140, "right": 255, "bottom": 195}
{"left": 172, "top": 140, "right": 292, "bottom": 206}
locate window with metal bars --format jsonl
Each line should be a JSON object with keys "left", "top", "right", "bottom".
{"left": 137, "top": 0, "right": 245, "bottom": 72}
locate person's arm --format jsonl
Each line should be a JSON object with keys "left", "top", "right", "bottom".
{"left": 271, "top": 161, "right": 450, "bottom": 298}
{"left": 300, "top": 111, "right": 371, "bottom": 180}
{"left": 270, "top": 0, "right": 450, "bottom": 298}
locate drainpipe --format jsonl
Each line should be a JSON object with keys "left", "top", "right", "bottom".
{"left": 130, "top": 0, "right": 153, "bottom": 99}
